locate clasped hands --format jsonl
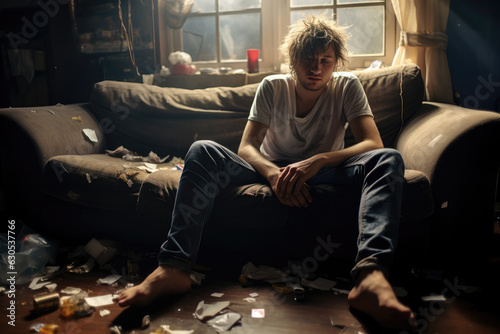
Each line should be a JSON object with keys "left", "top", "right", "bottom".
{"left": 271, "top": 158, "right": 322, "bottom": 208}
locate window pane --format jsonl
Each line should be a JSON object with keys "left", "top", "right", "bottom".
{"left": 337, "top": 6, "right": 384, "bottom": 55}
{"left": 192, "top": 0, "right": 215, "bottom": 13}
{"left": 183, "top": 16, "right": 217, "bottom": 61}
{"left": 290, "top": 0, "right": 332, "bottom": 7}
{"left": 290, "top": 9, "right": 333, "bottom": 25}
{"left": 220, "top": 13, "right": 261, "bottom": 60}
{"left": 219, "top": 0, "right": 260, "bottom": 12}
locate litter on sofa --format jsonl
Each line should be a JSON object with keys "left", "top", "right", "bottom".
{"left": 106, "top": 146, "right": 185, "bottom": 173}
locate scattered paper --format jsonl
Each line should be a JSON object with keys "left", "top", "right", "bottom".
{"left": 194, "top": 300, "right": 230, "bottom": 320}
{"left": 241, "top": 262, "right": 289, "bottom": 284}
{"left": 249, "top": 292, "right": 259, "bottom": 297}
{"left": 421, "top": 294, "right": 447, "bottom": 302}
{"left": 158, "top": 325, "right": 194, "bottom": 334}
{"left": 243, "top": 297, "right": 256, "bottom": 303}
{"left": 210, "top": 292, "right": 224, "bottom": 298}
{"left": 61, "top": 287, "right": 82, "bottom": 295}
{"left": 97, "top": 274, "right": 121, "bottom": 285}
{"left": 45, "top": 283, "right": 58, "bottom": 292}
{"left": 251, "top": 308, "right": 265, "bottom": 318}
{"left": 190, "top": 271, "right": 206, "bottom": 286}
{"left": 206, "top": 311, "right": 242, "bottom": 331}
{"left": 29, "top": 277, "right": 51, "bottom": 290}
{"left": 331, "top": 287, "right": 350, "bottom": 295}
{"left": 85, "top": 294, "right": 115, "bottom": 307}
{"left": 99, "top": 309, "right": 111, "bottom": 317}
{"left": 82, "top": 128, "right": 98, "bottom": 143}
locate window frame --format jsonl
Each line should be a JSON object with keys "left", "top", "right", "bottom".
{"left": 160, "top": 0, "right": 397, "bottom": 71}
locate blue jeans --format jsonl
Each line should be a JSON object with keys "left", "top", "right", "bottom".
{"left": 158, "top": 140, "right": 405, "bottom": 280}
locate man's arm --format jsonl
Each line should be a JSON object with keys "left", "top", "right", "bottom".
{"left": 278, "top": 115, "right": 383, "bottom": 199}
{"left": 238, "top": 120, "right": 312, "bottom": 207}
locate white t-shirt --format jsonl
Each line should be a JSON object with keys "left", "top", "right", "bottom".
{"left": 248, "top": 72, "right": 373, "bottom": 162}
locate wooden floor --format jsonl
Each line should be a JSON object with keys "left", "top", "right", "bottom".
{"left": 1, "top": 255, "right": 500, "bottom": 334}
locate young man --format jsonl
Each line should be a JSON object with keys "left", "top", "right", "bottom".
{"left": 117, "top": 16, "right": 416, "bottom": 331}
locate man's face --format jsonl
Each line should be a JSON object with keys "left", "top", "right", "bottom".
{"left": 295, "top": 45, "right": 337, "bottom": 92}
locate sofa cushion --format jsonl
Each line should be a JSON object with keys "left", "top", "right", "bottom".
{"left": 42, "top": 154, "right": 173, "bottom": 210}
{"left": 349, "top": 64, "right": 424, "bottom": 148}
{"left": 136, "top": 166, "right": 432, "bottom": 228}
{"left": 137, "top": 169, "right": 288, "bottom": 228}
{"left": 90, "top": 81, "right": 258, "bottom": 157}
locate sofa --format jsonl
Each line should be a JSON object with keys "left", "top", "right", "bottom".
{"left": 1, "top": 64, "right": 499, "bottom": 271}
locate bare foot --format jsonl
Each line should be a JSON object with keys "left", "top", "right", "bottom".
{"left": 116, "top": 266, "right": 191, "bottom": 307}
{"left": 348, "top": 269, "right": 416, "bottom": 331}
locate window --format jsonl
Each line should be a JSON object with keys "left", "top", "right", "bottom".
{"left": 183, "top": 0, "right": 261, "bottom": 62}
{"left": 162, "top": 0, "right": 396, "bottom": 71}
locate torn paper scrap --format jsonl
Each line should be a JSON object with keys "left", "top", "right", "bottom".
{"left": 241, "top": 262, "right": 289, "bottom": 284}
{"left": 249, "top": 292, "right": 259, "bottom": 297}
{"left": 243, "top": 297, "right": 256, "bottom": 303}
{"left": 194, "top": 300, "right": 230, "bottom": 320}
{"left": 251, "top": 309, "right": 265, "bottom": 318}
{"left": 85, "top": 294, "right": 115, "bottom": 307}
{"left": 301, "top": 277, "right": 337, "bottom": 291}
{"left": 61, "top": 287, "right": 82, "bottom": 295}
{"left": 97, "top": 274, "right": 121, "bottom": 285}
{"left": 157, "top": 325, "right": 194, "bottom": 334}
{"left": 331, "top": 287, "right": 350, "bottom": 295}
{"left": 29, "top": 277, "right": 51, "bottom": 290}
{"left": 210, "top": 292, "right": 224, "bottom": 298}
{"left": 190, "top": 271, "right": 206, "bottom": 286}
{"left": 45, "top": 283, "right": 57, "bottom": 292}
{"left": 82, "top": 128, "right": 98, "bottom": 143}
{"left": 421, "top": 294, "right": 447, "bottom": 302}
{"left": 99, "top": 309, "right": 111, "bottom": 317}
{"left": 206, "top": 311, "right": 242, "bottom": 331}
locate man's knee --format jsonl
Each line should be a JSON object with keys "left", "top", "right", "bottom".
{"left": 373, "top": 148, "right": 405, "bottom": 175}
{"left": 186, "top": 140, "right": 220, "bottom": 160}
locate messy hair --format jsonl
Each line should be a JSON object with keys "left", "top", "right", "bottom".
{"left": 279, "top": 15, "right": 349, "bottom": 78}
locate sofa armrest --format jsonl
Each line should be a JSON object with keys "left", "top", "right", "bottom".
{"left": 0, "top": 103, "right": 105, "bottom": 221}
{"left": 395, "top": 102, "right": 500, "bottom": 259}
{"left": 0, "top": 103, "right": 105, "bottom": 169}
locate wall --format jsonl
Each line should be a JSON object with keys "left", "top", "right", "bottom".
{"left": 446, "top": 0, "right": 500, "bottom": 111}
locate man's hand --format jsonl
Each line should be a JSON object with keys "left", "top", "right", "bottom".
{"left": 277, "top": 157, "right": 324, "bottom": 201}
{"left": 269, "top": 171, "right": 312, "bottom": 208}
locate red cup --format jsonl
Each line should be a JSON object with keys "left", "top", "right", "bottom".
{"left": 247, "top": 49, "right": 259, "bottom": 73}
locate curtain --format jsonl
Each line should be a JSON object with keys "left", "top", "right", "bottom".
{"left": 391, "top": 0, "right": 453, "bottom": 103}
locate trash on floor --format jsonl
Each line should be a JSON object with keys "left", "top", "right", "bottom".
{"left": 84, "top": 294, "right": 115, "bottom": 307}
{"left": 60, "top": 291, "right": 94, "bottom": 318}
{"left": 97, "top": 274, "right": 122, "bottom": 285}
{"left": 210, "top": 292, "right": 224, "bottom": 298}
{"left": 206, "top": 310, "right": 242, "bottom": 331}
{"left": 190, "top": 271, "right": 205, "bottom": 286}
{"left": 193, "top": 300, "right": 241, "bottom": 332}
{"left": 240, "top": 262, "right": 290, "bottom": 285}
{"left": 251, "top": 308, "right": 265, "bottom": 318}
{"left": 142, "top": 315, "right": 151, "bottom": 329}
{"left": 99, "top": 309, "right": 111, "bottom": 317}
{"left": 194, "top": 300, "right": 230, "bottom": 320}
{"left": 39, "top": 323, "right": 59, "bottom": 334}
{"left": 149, "top": 325, "right": 194, "bottom": 334}
{"left": 32, "top": 292, "right": 60, "bottom": 314}
{"left": 59, "top": 287, "right": 81, "bottom": 295}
